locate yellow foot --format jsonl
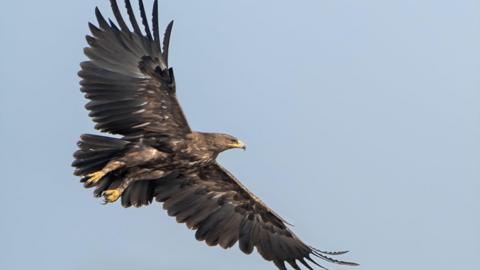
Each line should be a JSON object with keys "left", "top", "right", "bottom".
{"left": 85, "top": 171, "right": 106, "bottom": 186}
{"left": 102, "top": 189, "right": 121, "bottom": 203}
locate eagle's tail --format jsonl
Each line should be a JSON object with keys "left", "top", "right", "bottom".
{"left": 72, "top": 134, "right": 129, "bottom": 184}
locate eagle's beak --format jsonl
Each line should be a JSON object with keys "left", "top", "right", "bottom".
{"left": 234, "top": 140, "right": 246, "bottom": 150}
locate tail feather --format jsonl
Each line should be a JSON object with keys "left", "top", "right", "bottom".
{"left": 72, "top": 134, "right": 128, "bottom": 176}
{"left": 73, "top": 134, "right": 161, "bottom": 208}
{"left": 78, "top": 134, "right": 128, "bottom": 148}
{"left": 72, "top": 151, "right": 118, "bottom": 167}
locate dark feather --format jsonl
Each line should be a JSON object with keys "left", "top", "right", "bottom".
{"left": 152, "top": 0, "right": 161, "bottom": 53}
{"left": 163, "top": 186, "right": 197, "bottom": 214}
{"left": 312, "top": 250, "right": 359, "bottom": 266}
{"left": 110, "top": 0, "right": 129, "bottom": 32}
{"left": 217, "top": 213, "right": 242, "bottom": 249}
{"left": 155, "top": 176, "right": 183, "bottom": 197}
{"left": 93, "top": 176, "right": 113, "bottom": 196}
{"left": 298, "top": 258, "right": 315, "bottom": 270}
{"left": 72, "top": 134, "right": 128, "bottom": 176}
{"left": 256, "top": 227, "right": 275, "bottom": 261}
{"left": 273, "top": 260, "right": 287, "bottom": 270}
{"left": 124, "top": 0, "right": 142, "bottom": 35}
{"left": 162, "top": 21, "right": 173, "bottom": 66}
{"left": 204, "top": 205, "right": 236, "bottom": 246}
{"left": 173, "top": 191, "right": 211, "bottom": 222}
{"left": 239, "top": 218, "right": 254, "bottom": 254}
{"left": 287, "top": 260, "right": 302, "bottom": 270}
{"left": 195, "top": 205, "right": 231, "bottom": 242}
{"left": 184, "top": 200, "right": 221, "bottom": 230}
{"left": 95, "top": 7, "right": 110, "bottom": 30}
{"left": 121, "top": 182, "right": 134, "bottom": 207}
{"left": 138, "top": 0, "right": 152, "bottom": 40}
{"left": 314, "top": 249, "right": 350, "bottom": 256}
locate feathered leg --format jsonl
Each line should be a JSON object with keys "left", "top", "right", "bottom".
{"left": 85, "top": 145, "right": 168, "bottom": 187}
{"left": 85, "top": 160, "right": 126, "bottom": 186}
{"left": 102, "top": 168, "right": 167, "bottom": 203}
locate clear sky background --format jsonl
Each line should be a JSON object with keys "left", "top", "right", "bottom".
{"left": 0, "top": 0, "right": 479, "bottom": 269}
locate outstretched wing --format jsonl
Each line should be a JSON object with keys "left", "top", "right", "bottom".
{"left": 155, "top": 163, "right": 358, "bottom": 270}
{"left": 79, "top": 0, "right": 190, "bottom": 136}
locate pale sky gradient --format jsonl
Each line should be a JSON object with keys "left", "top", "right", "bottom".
{"left": 0, "top": 1, "right": 479, "bottom": 270}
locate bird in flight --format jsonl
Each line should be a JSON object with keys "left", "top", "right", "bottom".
{"left": 72, "top": 1, "right": 358, "bottom": 269}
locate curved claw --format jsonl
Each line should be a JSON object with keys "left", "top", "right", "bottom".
{"left": 102, "top": 189, "right": 121, "bottom": 203}
{"left": 86, "top": 171, "right": 106, "bottom": 186}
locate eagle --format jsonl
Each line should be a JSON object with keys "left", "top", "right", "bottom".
{"left": 72, "top": 1, "right": 358, "bottom": 269}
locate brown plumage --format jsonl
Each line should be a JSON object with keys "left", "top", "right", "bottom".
{"left": 72, "top": 1, "right": 358, "bottom": 269}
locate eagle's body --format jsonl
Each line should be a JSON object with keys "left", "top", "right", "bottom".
{"left": 72, "top": 1, "right": 357, "bottom": 269}
{"left": 78, "top": 132, "right": 245, "bottom": 201}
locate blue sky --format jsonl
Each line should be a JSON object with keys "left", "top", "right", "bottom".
{"left": 0, "top": 0, "right": 479, "bottom": 269}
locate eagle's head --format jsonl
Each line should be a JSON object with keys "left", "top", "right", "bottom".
{"left": 198, "top": 132, "right": 246, "bottom": 153}
{"left": 216, "top": 133, "right": 246, "bottom": 151}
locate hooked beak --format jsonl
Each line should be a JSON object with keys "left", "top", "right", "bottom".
{"left": 233, "top": 140, "right": 246, "bottom": 150}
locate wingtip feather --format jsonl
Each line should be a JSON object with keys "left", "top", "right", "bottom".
{"left": 138, "top": 0, "right": 153, "bottom": 40}
{"left": 152, "top": 0, "right": 161, "bottom": 53}
{"left": 124, "top": 0, "right": 142, "bottom": 35}
{"left": 95, "top": 7, "right": 109, "bottom": 30}
{"left": 110, "top": 0, "right": 129, "bottom": 32}
{"left": 162, "top": 20, "right": 174, "bottom": 66}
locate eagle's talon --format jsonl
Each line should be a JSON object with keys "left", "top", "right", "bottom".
{"left": 86, "top": 171, "right": 106, "bottom": 185}
{"left": 102, "top": 189, "right": 121, "bottom": 203}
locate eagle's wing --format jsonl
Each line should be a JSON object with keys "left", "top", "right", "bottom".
{"left": 155, "top": 163, "right": 358, "bottom": 270}
{"left": 79, "top": 0, "right": 190, "bottom": 136}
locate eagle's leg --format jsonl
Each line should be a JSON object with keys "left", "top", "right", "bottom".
{"left": 102, "top": 169, "right": 167, "bottom": 203}
{"left": 86, "top": 146, "right": 168, "bottom": 186}
{"left": 85, "top": 160, "right": 125, "bottom": 186}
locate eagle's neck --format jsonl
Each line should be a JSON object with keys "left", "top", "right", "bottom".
{"left": 180, "top": 132, "right": 221, "bottom": 165}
